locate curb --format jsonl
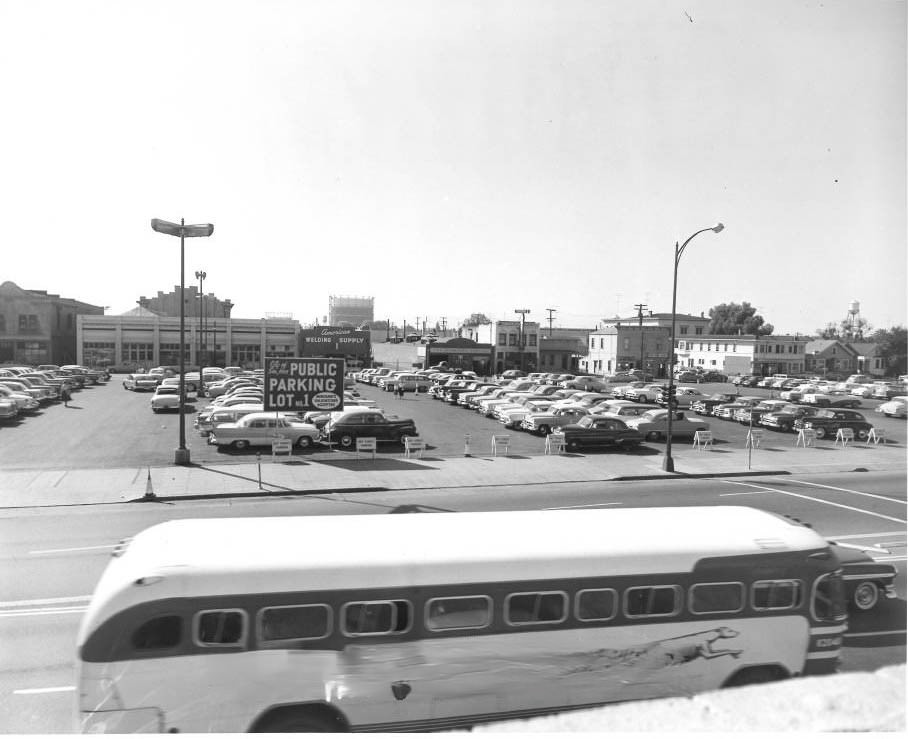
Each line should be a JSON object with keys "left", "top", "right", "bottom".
{"left": 129, "top": 485, "right": 390, "bottom": 504}
{"left": 610, "top": 470, "right": 791, "bottom": 481}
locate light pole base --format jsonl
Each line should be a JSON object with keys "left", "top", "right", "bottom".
{"left": 662, "top": 456, "right": 675, "bottom": 472}
{"left": 174, "top": 448, "right": 192, "bottom": 466}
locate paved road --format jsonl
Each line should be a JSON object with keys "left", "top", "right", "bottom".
{"left": 0, "top": 471, "right": 904, "bottom": 734}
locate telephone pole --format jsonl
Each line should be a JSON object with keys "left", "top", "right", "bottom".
{"left": 514, "top": 309, "right": 530, "bottom": 373}
{"left": 545, "top": 307, "right": 556, "bottom": 337}
{"left": 635, "top": 303, "right": 648, "bottom": 374}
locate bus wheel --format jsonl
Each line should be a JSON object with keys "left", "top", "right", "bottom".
{"left": 253, "top": 709, "right": 347, "bottom": 733}
{"left": 723, "top": 665, "right": 786, "bottom": 687}
{"left": 853, "top": 581, "right": 879, "bottom": 611}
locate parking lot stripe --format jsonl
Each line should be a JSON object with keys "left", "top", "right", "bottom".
{"left": 766, "top": 478, "right": 908, "bottom": 505}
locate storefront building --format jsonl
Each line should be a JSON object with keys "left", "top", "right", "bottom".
{"left": 298, "top": 326, "right": 371, "bottom": 369}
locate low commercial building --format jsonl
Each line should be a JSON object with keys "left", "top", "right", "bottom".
{"left": 76, "top": 309, "right": 299, "bottom": 371}
{"left": 675, "top": 335, "right": 808, "bottom": 376}
{"left": 0, "top": 280, "right": 103, "bottom": 365}
{"left": 418, "top": 337, "right": 494, "bottom": 375}
{"left": 461, "top": 319, "right": 540, "bottom": 374}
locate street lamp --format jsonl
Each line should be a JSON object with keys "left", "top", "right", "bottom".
{"left": 663, "top": 223, "right": 724, "bottom": 472}
{"left": 151, "top": 218, "right": 214, "bottom": 466}
{"left": 195, "top": 270, "right": 207, "bottom": 396}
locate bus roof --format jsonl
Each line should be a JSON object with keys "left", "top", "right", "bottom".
{"left": 83, "top": 507, "right": 828, "bottom": 631}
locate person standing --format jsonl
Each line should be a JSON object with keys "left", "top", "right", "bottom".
{"left": 61, "top": 382, "right": 72, "bottom": 407}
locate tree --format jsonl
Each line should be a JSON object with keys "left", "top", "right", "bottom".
{"left": 815, "top": 316, "right": 872, "bottom": 340}
{"left": 870, "top": 326, "right": 907, "bottom": 376}
{"left": 462, "top": 312, "right": 491, "bottom": 327}
{"left": 707, "top": 302, "right": 773, "bottom": 336}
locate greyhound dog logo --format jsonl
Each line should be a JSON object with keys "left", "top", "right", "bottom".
{"left": 566, "top": 626, "right": 744, "bottom": 674}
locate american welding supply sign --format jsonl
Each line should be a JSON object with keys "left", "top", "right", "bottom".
{"left": 264, "top": 357, "right": 345, "bottom": 412}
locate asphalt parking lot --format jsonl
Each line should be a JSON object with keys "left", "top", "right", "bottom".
{"left": 0, "top": 376, "right": 903, "bottom": 471}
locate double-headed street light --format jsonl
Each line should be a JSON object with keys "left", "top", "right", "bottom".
{"left": 663, "top": 223, "right": 724, "bottom": 472}
{"left": 151, "top": 218, "right": 214, "bottom": 466}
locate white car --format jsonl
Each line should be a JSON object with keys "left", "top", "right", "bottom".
{"left": 209, "top": 412, "right": 320, "bottom": 450}
{"left": 876, "top": 396, "right": 907, "bottom": 419}
{"left": 150, "top": 386, "right": 194, "bottom": 413}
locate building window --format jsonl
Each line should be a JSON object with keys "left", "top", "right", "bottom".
{"left": 695, "top": 327, "right": 703, "bottom": 335}
{"left": 600, "top": 338, "right": 604, "bottom": 349}
{"left": 679, "top": 325, "right": 689, "bottom": 335}
{"left": 499, "top": 333, "right": 507, "bottom": 346}
{"left": 0, "top": 315, "right": 5, "bottom": 332}
{"left": 623, "top": 338, "right": 630, "bottom": 351}
{"left": 18, "top": 314, "right": 40, "bottom": 332}
{"left": 590, "top": 338, "right": 595, "bottom": 349}
{"left": 509, "top": 334, "right": 517, "bottom": 346}
{"left": 528, "top": 334, "right": 537, "bottom": 347}
{"left": 123, "top": 342, "right": 154, "bottom": 361}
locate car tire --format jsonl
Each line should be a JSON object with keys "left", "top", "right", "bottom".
{"left": 339, "top": 434, "right": 355, "bottom": 449}
{"left": 234, "top": 440, "right": 249, "bottom": 451}
{"left": 855, "top": 428, "right": 870, "bottom": 441}
{"left": 538, "top": 424, "right": 551, "bottom": 436}
{"left": 646, "top": 431, "right": 661, "bottom": 442}
{"left": 780, "top": 422, "right": 792, "bottom": 432}
{"left": 296, "top": 436, "right": 312, "bottom": 449}
{"left": 566, "top": 439, "right": 581, "bottom": 451}
{"left": 852, "top": 581, "right": 880, "bottom": 611}
{"left": 814, "top": 427, "right": 827, "bottom": 439}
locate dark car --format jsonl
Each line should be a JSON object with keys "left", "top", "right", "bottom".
{"left": 830, "top": 542, "right": 899, "bottom": 612}
{"left": 691, "top": 393, "right": 739, "bottom": 416}
{"left": 555, "top": 415, "right": 644, "bottom": 452}
{"left": 321, "top": 409, "right": 417, "bottom": 449}
{"left": 699, "top": 371, "right": 728, "bottom": 383}
{"left": 737, "top": 375, "right": 762, "bottom": 387}
{"left": 793, "top": 409, "right": 873, "bottom": 441}
{"left": 675, "top": 371, "right": 700, "bottom": 383}
{"left": 759, "top": 404, "right": 818, "bottom": 432}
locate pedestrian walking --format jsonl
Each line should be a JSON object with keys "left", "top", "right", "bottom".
{"left": 61, "top": 383, "right": 72, "bottom": 407}
{"left": 397, "top": 383, "right": 405, "bottom": 399}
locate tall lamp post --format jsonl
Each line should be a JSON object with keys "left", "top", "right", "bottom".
{"left": 151, "top": 218, "right": 214, "bottom": 466}
{"left": 195, "top": 270, "right": 207, "bottom": 395}
{"left": 663, "top": 223, "right": 724, "bottom": 472}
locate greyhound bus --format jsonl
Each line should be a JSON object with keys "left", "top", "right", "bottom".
{"left": 76, "top": 507, "right": 847, "bottom": 733}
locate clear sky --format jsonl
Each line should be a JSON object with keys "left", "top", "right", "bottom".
{"left": 1, "top": 0, "right": 904, "bottom": 334}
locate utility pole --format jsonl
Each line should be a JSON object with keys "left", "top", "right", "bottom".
{"left": 441, "top": 317, "right": 446, "bottom": 334}
{"left": 635, "top": 303, "right": 648, "bottom": 374}
{"left": 545, "top": 307, "right": 556, "bottom": 337}
{"left": 514, "top": 309, "right": 530, "bottom": 373}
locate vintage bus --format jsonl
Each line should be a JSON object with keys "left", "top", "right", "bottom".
{"left": 76, "top": 507, "right": 847, "bottom": 733}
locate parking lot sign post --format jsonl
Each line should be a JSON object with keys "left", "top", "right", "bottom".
{"left": 264, "top": 357, "right": 345, "bottom": 413}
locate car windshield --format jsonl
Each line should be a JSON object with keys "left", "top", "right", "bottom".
{"left": 815, "top": 410, "right": 835, "bottom": 419}
{"left": 642, "top": 410, "right": 663, "bottom": 421}
{"left": 577, "top": 416, "right": 595, "bottom": 428}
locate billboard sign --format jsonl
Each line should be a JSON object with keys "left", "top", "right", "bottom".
{"left": 264, "top": 357, "right": 345, "bottom": 412}
{"left": 299, "top": 327, "right": 370, "bottom": 356}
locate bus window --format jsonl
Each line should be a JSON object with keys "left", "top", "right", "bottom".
{"left": 425, "top": 596, "right": 491, "bottom": 631}
{"left": 259, "top": 604, "right": 332, "bottom": 643}
{"left": 194, "top": 610, "right": 247, "bottom": 647}
{"left": 752, "top": 580, "right": 803, "bottom": 610}
{"left": 812, "top": 572, "right": 847, "bottom": 622}
{"left": 625, "top": 585, "right": 681, "bottom": 618}
{"left": 575, "top": 588, "right": 618, "bottom": 622}
{"left": 689, "top": 582, "right": 745, "bottom": 615}
{"left": 131, "top": 615, "right": 182, "bottom": 651}
{"left": 505, "top": 591, "right": 567, "bottom": 625}
{"left": 342, "top": 600, "right": 411, "bottom": 636}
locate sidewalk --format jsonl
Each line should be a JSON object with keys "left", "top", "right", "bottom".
{"left": 0, "top": 436, "right": 903, "bottom": 507}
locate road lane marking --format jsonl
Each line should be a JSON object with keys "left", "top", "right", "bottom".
{"left": 0, "top": 596, "right": 90, "bottom": 608}
{"left": 719, "top": 480, "right": 907, "bottom": 524}
{"left": 29, "top": 544, "right": 116, "bottom": 555}
{"left": 826, "top": 531, "right": 906, "bottom": 541}
{"left": 766, "top": 478, "right": 908, "bottom": 505}
{"left": 719, "top": 491, "right": 772, "bottom": 496}
{"left": 544, "top": 502, "right": 623, "bottom": 510}
{"left": 13, "top": 686, "right": 76, "bottom": 695}
{"left": 0, "top": 607, "right": 87, "bottom": 618}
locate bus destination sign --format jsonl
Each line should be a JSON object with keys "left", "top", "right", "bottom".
{"left": 264, "top": 357, "right": 345, "bottom": 412}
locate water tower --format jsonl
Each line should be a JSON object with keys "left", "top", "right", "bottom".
{"left": 845, "top": 300, "right": 862, "bottom": 339}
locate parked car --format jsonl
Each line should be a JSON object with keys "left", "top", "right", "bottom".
{"left": 759, "top": 404, "right": 819, "bottom": 433}
{"left": 195, "top": 403, "right": 264, "bottom": 436}
{"left": 657, "top": 386, "right": 708, "bottom": 409}
{"left": 624, "top": 383, "right": 665, "bottom": 403}
{"left": 794, "top": 409, "right": 874, "bottom": 441}
{"left": 733, "top": 400, "right": 789, "bottom": 425}
{"left": 554, "top": 415, "right": 644, "bottom": 451}
{"left": 123, "top": 373, "right": 160, "bottom": 391}
{"left": 0, "top": 384, "right": 40, "bottom": 412}
{"left": 150, "top": 385, "right": 195, "bottom": 413}
{"left": 675, "top": 371, "right": 700, "bottom": 383}
{"left": 209, "top": 412, "right": 320, "bottom": 450}
{"left": 497, "top": 399, "right": 555, "bottom": 429}
{"left": 521, "top": 405, "right": 591, "bottom": 436}
{"left": 872, "top": 383, "right": 904, "bottom": 400}
{"left": 624, "top": 409, "right": 710, "bottom": 441}
{"left": 561, "top": 376, "right": 608, "bottom": 391}
{"left": 710, "top": 396, "right": 765, "bottom": 420}
{"left": 800, "top": 393, "right": 862, "bottom": 409}
{"left": 593, "top": 403, "right": 659, "bottom": 418}
{"left": 690, "top": 393, "right": 739, "bottom": 416}
{"left": 876, "top": 396, "right": 907, "bottom": 419}
{"left": 828, "top": 542, "right": 899, "bottom": 612}
{"left": 0, "top": 397, "right": 19, "bottom": 421}
{"left": 699, "top": 371, "right": 728, "bottom": 383}
{"left": 0, "top": 379, "right": 51, "bottom": 404}
{"left": 320, "top": 409, "right": 417, "bottom": 449}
